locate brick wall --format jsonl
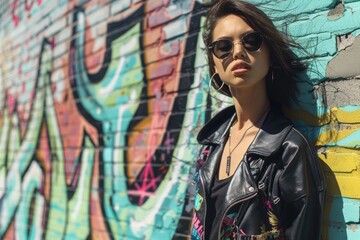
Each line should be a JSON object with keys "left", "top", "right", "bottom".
{"left": 0, "top": 0, "right": 359, "bottom": 239}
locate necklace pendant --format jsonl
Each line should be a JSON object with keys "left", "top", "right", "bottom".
{"left": 226, "top": 156, "right": 231, "bottom": 176}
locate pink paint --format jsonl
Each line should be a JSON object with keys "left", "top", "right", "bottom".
{"left": 164, "top": 131, "right": 174, "bottom": 154}
{"left": 131, "top": 98, "right": 165, "bottom": 205}
{"left": 131, "top": 161, "right": 161, "bottom": 205}
{"left": 160, "top": 41, "right": 180, "bottom": 58}
{"left": 6, "top": 92, "right": 16, "bottom": 114}
{"left": 11, "top": 0, "right": 20, "bottom": 26}
{"left": 49, "top": 38, "right": 56, "bottom": 50}
{"left": 148, "top": 8, "right": 169, "bottom": 28}
{"left": 193, "top": 213, "right": 204, "bottom": 238}
{"left": 25, "top": 0, "right": 34, "bottom": 11}
{"left": 148, "top": 6, "right": 182, "bottom": 28}
{"left": 11, "top": 0, "right": 43, "bottom": 26}
{"left": 69, "top": 48, "right": 76, "bottom": 84}
{"left": 146, "top": 0, "right": 165, "bottom": 12}
{"left": 149, "top": 61, "right": 173, "bottom": 80}
{"left": 51, "top": 83, "right": 56, "bottom": 93}
{"left": 69, "top": 156, "right": 81, "bottom": 189}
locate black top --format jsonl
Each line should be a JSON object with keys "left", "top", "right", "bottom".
{"left": 207, "top": 174, "right": 232, "bottom": 240}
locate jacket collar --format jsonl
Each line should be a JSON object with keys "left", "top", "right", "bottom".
{"left": 197, "top": 105, "right": 293, "bottom": 157}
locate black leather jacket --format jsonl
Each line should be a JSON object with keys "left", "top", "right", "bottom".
{"left": 191, "top": 106, "right": 325, "bottom": 240}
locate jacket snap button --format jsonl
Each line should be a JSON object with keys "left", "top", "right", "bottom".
{"left": 248, "top": 187, "right": 255, "bottom": 192}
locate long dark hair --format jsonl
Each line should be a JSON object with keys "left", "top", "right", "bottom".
{"left": 203, "top": 0, "right": 308, "bottom": 107}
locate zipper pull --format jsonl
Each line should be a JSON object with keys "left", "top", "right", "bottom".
{"left": 235, "top": 228, "right": 248, "bottom": 240}
{"left": 231, "top": 218, "right": 239, "bottom": 239}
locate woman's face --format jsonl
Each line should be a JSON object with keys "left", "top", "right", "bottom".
{"left": 211, "top": 14, "right": 270, "bottom": 92}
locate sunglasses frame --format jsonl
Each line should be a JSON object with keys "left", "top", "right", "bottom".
{"left": 208, "top": 32, "right": 265, "bottom": 59}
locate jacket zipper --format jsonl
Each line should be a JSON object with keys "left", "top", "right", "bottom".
{"left": 217, "top": 192, "right": 258, "bottom": 240}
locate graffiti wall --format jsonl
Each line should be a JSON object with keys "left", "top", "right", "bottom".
{"left": 0, "top": 0, "right": 359, "bottom": 239}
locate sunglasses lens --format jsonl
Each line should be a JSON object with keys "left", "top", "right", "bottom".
{"left": 213, "top": 40, "right": 233, "bottom": 59}
{"left": 243, "top": 33, "right": 263, "bottom": 51}
{"left": 210, "top": 32, "right": 264, "bottom": 59}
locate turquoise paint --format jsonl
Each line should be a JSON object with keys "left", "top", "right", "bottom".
{"left": 258, "top": 0, "right": 334, "bottom": 18}
{"left": 44, "top": 49, "right": 69, "bottom": 240}
{"left": 300, "top": 34, "right": 337, "bottom": 57}
{"left": 287, "top": 2, "right": 360, "bottom": 37}
{"left": 340, "top": 105, "right": 360, "bottom": 112}
{"left": 328, "top": 197, "right": 360, "bottom": 240}
{"left": 342, "top": 198, "right": 360, "bottom": 222}
{"left": 73, "top": 11, "right": 143, "bottom": 124}
{"left": 64, "top": 136, "right": 95, "bottom": 240}
{"left": 1, "top": 0, "right": 360, "bottom": 239}
{"left": 347, "top": 227, "right": 360, "bottom": 240}
{"left": 16, "top": 162, "right": 44, "bottom": 240}
{"left": 337, "top": 130, "right": 360, "bottom": 147}
{"left": 0, "top": 42, "right": 50, "bottom": 237}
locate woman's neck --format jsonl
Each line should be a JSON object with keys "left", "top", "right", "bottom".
{"left": 230, "top": 83, "right": 270, "bottom": 130}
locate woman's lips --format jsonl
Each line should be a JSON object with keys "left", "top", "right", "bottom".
{"left": 231, "top": 62, "right": 251, "bottom": 74}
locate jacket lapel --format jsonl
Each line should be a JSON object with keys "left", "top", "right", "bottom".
{"left": 198, "top": 106, "right": 292, "bottom": 158}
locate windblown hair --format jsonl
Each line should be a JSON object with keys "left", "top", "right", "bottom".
{"left": 203, "top": 0, "right": 308, "bottom": 107}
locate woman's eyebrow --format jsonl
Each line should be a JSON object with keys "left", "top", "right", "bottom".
{"left": 213, "top": 30, "right": 257, "bottom": 41}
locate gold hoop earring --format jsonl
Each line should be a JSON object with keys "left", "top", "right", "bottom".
{"left": 209, "top": 73, "right": 225, "bottom": 92}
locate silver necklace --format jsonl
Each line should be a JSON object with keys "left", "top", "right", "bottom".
{"left": 226, "top": 107, "right": 270, "bottom": 176}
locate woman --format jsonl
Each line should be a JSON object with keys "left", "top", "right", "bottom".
{"left": 191, "top": 0, "right": 326, "bottom": 239}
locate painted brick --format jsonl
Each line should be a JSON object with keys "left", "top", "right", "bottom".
{"left": 111, "top": 0, "right": 132, "bottom": 15}
{"left": 86, "top": 4, "right": 110, "bottom": 26}
{"left": 55, "top": 27, "right": 72, "bottom": 45}
{"left": 45, "top": 17, "right": 67, "bottom": 37}
{"left": 163, "top": 16, "right": 189, "bottom": 39}
{"left": 40, "top": 0, "right": 59, "bottom": 20}
{"left": 49, "top": 3, "right": 69, "bottom": 23}
{"left": 1, "top": 0, "right": 360, "bottom": 239}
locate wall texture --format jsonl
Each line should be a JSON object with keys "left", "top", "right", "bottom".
{"left": 0, "top": 0, "right": 359, "bottom": 239}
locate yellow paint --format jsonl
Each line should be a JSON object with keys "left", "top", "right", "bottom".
{"left": 319, "top": 147, "right": 360, "bottom": 199}
{"left": 312, "top": 107, "right": 360, "bottom": 146}
{"left": 332, "top": 107, "right": 360, "bottom": 123}
{"left": 285, "top": 108, "right": 330, "bottom": 126}
{"left": 319, "top": 151, "right": 359, "bottom": 173}
{"left": 286, "top": 106, "right": 360, "bottom": 198}
{"left": 324, "top": 175, "right": 360, "bottom": 199}
{"left": 286, "top": 106, "right": 360, "bottom": 126}
{"left": 316, "top": 127, "right": 359, "bottom": 146}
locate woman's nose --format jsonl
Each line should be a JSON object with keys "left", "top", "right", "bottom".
{"left": 232, "top": 41, "right": 246, "bottom": 59}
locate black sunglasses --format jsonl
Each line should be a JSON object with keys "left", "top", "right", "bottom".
{"left": 208, "top": 32, "right": 264, "bottom": 59}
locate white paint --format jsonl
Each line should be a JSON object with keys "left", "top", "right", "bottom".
{"left": 99, "top": 37, "right": 138, "bottom": 95}
{"left": 99, "top": 57, "right": 124, "bottom": 95}
{"left": 53, "top": 72, "right": 65, "bottom": 103}
{"left": 72, "top": 147, "right": 90, "bottom": 219}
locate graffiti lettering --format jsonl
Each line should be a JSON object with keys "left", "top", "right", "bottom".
{"left": 1, "top": 0, "right": 360, "bottom": 239}
{"left": 11, "top": 0, "right": 43, "bottom": 26}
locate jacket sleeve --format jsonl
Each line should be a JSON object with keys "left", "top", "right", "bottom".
{"left": 278, "top": 130, "right": 326, "bottom": 240}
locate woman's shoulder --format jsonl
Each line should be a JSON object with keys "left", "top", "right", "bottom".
{"left": 197, "top": 105, "right": 236, "bottom": 144}
{"left": 280, "top": 126, "right": 326, "bottom": 193}
{"left": 261, "top": 108, "right": 313, "bottom": 149}
{"left": 283, "top": 125, "right": 315, "bottom": 151}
